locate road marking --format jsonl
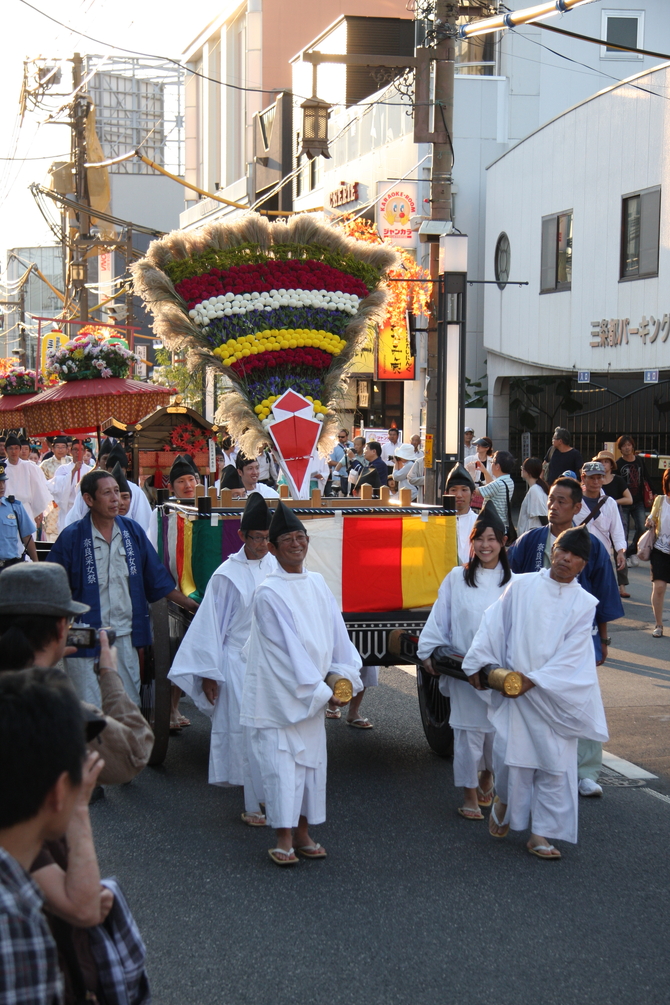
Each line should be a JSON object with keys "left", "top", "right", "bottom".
{"left": 642, "top": 788, "right": 670, "bottom": 807}
{"left": 602, "top": 750, "right": 658, "bottom": 779}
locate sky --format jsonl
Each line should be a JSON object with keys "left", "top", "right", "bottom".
{"left": 0, "top": 0, "right": 221, "bottom": 269}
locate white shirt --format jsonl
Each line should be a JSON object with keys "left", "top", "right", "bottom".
{"left": 4, "top": 457, "right": 53, "bottom": 521}
{"left": 381, "top": 440, "right": 402, "bottom": 465}
{"left": 456, "top": 509, "right": 478, "bottom": 565}
{"left": 517, "top": 481, "right": 549, "bottom": 536}
{"left": 50, "top": 461, "right": 95, "bottom": 532}
{"left": 576, "top": 490, "right": 626, "bottom": 555}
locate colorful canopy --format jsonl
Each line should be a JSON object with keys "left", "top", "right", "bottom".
{"left": 21, "top": 377, "right": 174, "bottom": 436}
{"left": 0, "top": 392, "right": 41, "bottom": 429}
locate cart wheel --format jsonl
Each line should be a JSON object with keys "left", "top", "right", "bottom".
{"left": 148, "top": 598, "right": 172, "bottom": 766}
{"left": 416, "top": 665, "right": 453, "bottom": 757}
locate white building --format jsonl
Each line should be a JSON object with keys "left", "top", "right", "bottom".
{"left": 176, "top": 1, "right": 670, "bottom": 446}
{"left": 484, "top": 59, "right": 670, "bottom": 455}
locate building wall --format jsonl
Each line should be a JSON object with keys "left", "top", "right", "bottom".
{"left": 109, "top": 176, "right": 185, "bottom": 234}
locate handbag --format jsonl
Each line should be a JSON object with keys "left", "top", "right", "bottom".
{"left": 643, "top": 479, "right": 654, "bottom": 510}
{"left": 504, "top": 483, "right": 518, "bottom": 543}
{"left": 636, "top": 525, "right": 656, "bottom": 562}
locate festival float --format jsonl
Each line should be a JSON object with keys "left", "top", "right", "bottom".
{"left": 21, "top": 325, "right": 174, "bottom": 435}
{"left": 0, "top": 364, "right": 49, "bottom": 430}
{"left": 132, "top": 214, "right": 457, "bottom": 765}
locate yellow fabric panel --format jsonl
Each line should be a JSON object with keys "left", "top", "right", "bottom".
{"left": 400, "top": 515, "right": 458, "bottom": 608}
{"left": 180, "top": 518, "right": 198, "bottom": 599}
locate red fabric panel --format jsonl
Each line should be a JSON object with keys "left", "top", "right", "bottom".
{"left": 342, "top": 517, "right": 403, "bottom": 612}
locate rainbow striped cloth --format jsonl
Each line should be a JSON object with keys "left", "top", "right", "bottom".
{"left": 156, "top": 511, "right": 457, "bottom": 610}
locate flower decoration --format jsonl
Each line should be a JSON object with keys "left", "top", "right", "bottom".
{"left": 46, "top": 333, "right": 140, "bottom": 381}
{"left": 167, "top": 422, "right": 216, "bottom": 458}
{"left": 132, "top": 214, "right": 397, "bottom": 457}
{"left": 0, "top": 368, "right": 47, "bottom": 395}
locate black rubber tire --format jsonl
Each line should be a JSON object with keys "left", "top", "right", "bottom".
{"left": 416, "top": 665, "right": 454, "bottom": 757}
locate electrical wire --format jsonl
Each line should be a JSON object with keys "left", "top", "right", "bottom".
{"left": 0, "top": 152, "right": 69, "bottom": 161}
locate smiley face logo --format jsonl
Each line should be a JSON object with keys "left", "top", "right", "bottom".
{"left": 383, "top": 198, "right": 410, "bottom": 226}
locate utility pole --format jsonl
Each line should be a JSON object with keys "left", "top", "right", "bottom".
{"left": 422, "top": 2, "right": 458, "bottom": 503}
{"left": 71, "top": 53, "right": 91, "bottom": 324}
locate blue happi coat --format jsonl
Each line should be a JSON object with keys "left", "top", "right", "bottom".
{"left": 507, "top": 525, "right": 624, "bottom": 662}
{"left": 47, "top": 513, "right": 175, "bottom": 658}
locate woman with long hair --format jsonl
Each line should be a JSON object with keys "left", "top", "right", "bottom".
{"left": 517, "top": 457, "right": 549, "bottom": 535}
{"left": 417, "top": 503, "right": 514, "bottom": 819}
{"left": 646, "top": 468, "right": 670, "bottom": 637}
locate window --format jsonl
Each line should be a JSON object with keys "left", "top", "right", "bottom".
{"left": 601, "top": 9, "right": 643, "bottom": 59}
{"left": 540, "top": 212, "right": 572, "bottom": 293}
{"left": 620, "top": 187, "right": 660, "bottom": 280}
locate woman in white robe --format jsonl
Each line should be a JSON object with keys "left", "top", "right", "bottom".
{"left": 517, "top": 458, "right": 549, "bottom": 536}
{"left": 417, "top": 502, "right": 513, "bottom": 819}
{"left": 462, "top": 526, "right": 608, "bottom": 859}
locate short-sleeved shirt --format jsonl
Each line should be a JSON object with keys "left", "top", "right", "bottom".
{"left": 616, "top": 456, "right": 649, "bottom": 504}
{"left": 544, "top": 446, "right": 583, "bottom": 484}
{"left": 0, "top": 496, "right": 36, "bottom": 560}
{"left": 0, "top": 846, "right": 61, "bottom": 1005}
{"left": 602, "top": 474, "right": 628, "bottom": 502}
{"left": 478, "top": 474, "right": 515, "bottom": 528}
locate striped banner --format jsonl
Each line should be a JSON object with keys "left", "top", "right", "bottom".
{"left": 157, "top": 512, "right": 456, "bottom": 610}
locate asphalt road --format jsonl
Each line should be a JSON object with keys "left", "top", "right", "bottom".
{"left": 91, "top": 663, "right": 670, "bottom": 1005}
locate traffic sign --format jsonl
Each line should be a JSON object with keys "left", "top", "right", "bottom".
{"left": 577, "top": 371, "right": 590, "bottom": 383}
{"left": 644, "top": 370, "right": 659, "bottom": 383}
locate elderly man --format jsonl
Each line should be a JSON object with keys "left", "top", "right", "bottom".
{"left": 445, "top": 462, "right": 478, "bottom": 565}
{"left": 48, "top": 469, "right": 198, "bottom": 706}
{"left": 241, "top": 502, "right": 363, "bottom": 865}
{"left": 463, "top": 526, "right": 608, "bottom": 859}
{"left": 544, "top": 427, "right": 583, "bottom": 486}
{"left": 508, "top": 476, "right": 623, "bottom": 798}
{"left": 3, "top": 433, "right": 52, "bottom": 523}
{"left": 328, "top": 428, "right": 354, "bottom": 496}
{"left": 576, "top": 460, "right": 627, "bottom": 573}
{"left": 169, "top": 493, "right": 276, "bottom": 821}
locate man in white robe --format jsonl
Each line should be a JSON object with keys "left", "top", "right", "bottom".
{"left": 3, "top": 433, "right": 52, "bottom": 522}
{"left": 66, "top": 447, "right": 152, "bottom": 534}
{"left": 462, "top": 525, "right": 608, "bottom": 859}
{"left": 168, "top": 493, "right": 276, "bottom": 823}
{"left": 49, "top": 440, "right": 95, "bottom": 534}
{"left": 241, "top": 502, "right": 363, "bottom": 865}
{"left": 445, "top": 462, "right": 477, "bottom": 565}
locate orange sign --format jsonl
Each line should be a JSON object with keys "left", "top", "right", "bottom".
{"left": 376, "top": 323, "right": 415, "bottom": 380}
{"left": 424, "top": 433, "right": 433, "bottom": 469}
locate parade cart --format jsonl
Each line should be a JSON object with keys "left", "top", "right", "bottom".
{"left": 146, "top": 484, "right": 458, "bottom": 766}
{"left": 100, "top": 401, "right": 219, "bottom": 489}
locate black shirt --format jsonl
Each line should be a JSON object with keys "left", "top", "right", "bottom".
{"left": 602, "top": 474, "right": 627, "bottom": 502}
{"left": 616, "top": 456, "right": 649, "bottom": 504}
{"left": 544, "top": 446, "right": 583, "bottom": 485}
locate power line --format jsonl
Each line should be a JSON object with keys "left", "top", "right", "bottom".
{"left": 0, "top": 152, "right": 69, "bottom": 161}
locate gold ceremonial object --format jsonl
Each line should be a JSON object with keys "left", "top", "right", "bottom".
{"left": 325, "top": 672, "right": 353, "bottom": 703}
{"left": 487, "top": 668, "right": 523, "bottom": 697}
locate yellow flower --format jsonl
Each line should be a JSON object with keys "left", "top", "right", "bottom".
{"left": 73, "top": 349, "right": 85, "bottom": 360}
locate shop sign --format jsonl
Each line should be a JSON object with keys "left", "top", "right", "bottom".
{"left": 376, "top": 182, "right": 417, "bottom": 248}
{"left": 329, "top": 181, "right": 359, "bottom": 209}
{"left": 590, "top": 314, "right": 670, "bottom": 347}
{"left": 377, "top": 322, "right": 415, "bottom": 381}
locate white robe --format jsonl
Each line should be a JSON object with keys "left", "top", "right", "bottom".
{"left": 517, "top": 482, "right": 549, "bottom": 536}
{"left": 417, "top": 564, "right": 510, "bottom": 788}
{"left": 4, "top": 458, "right": 52, "bottom": 521}
{"left": 65, "top": 480, "right": 152, "bottom": 533}
{"left": 462, "top": 569, "right": 608, "bottom": 842}
{"left": 168, "top": 546, "right": 277, "bottom": 790}
{"left": 49, "top": 461, "right": 95, "bottom": 533}
{"left": 240, "top": 568, "right": 362, "bottom": 829}
{"left": 456, "top": 509, "right": 477, "bottom": 565}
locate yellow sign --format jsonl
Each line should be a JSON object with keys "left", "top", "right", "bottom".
{"left": 377, "top": 323, "right": 415, "bottom": 381}
{"left": 424, "top": 433, "right": 434, "bottom": 469}
{"left": 40, "top": 330, "right": 68, "bottom": 372}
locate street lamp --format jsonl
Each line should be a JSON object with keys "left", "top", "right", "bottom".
{"left": 70, "top": 260, "right": 87, "bottom": 285}
{"left": 299, "top": 98, "right": 332, "bottom": 159}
